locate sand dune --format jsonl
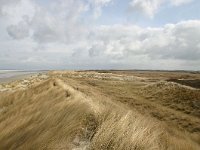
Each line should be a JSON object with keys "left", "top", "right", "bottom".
{"left": 141, "top": 81, "right": 200, "bottom": 117}
{"left": 0, "top": 71, "right": 199, "bottom": 149}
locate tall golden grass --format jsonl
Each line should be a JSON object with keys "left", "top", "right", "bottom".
{"left": 0, "top": 78, "right": 199, "bottom": 149}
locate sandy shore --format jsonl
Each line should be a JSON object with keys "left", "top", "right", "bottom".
{"left": 0, "top": 73, "right": 37, "bottom": 84}
{"left": 0, "top": 72, "right": 49, "bottom": 92}
{"left": 0, "top": 71, "right": 47, "bottom": 84}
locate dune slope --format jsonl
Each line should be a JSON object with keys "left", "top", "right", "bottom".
{"left": 0, "top": 75, "right": 199, "bottom": 150}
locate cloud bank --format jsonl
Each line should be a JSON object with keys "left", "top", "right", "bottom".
{"left": 0, "top": 0, "right": 199, "bottom": 70}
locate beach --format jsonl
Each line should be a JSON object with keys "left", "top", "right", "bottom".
{"left": 0, "top": 70, "right": 44, "bottom": 84}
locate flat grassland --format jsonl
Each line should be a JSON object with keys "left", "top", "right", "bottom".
{"left": 0, "top": 70, "right": 199, "bottom": 149}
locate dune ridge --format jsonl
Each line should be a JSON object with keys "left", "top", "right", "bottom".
{"left": 0, "top": 74, "right": 199, "bottom": 149}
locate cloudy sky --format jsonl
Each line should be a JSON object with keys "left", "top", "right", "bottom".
{"left": 0, "top": 0, "right": 200, "bottom": 70}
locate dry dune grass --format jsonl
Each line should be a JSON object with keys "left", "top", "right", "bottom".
{"left": 0, "top": 76, "right": 200, "bottom": 149}
{"left": 141, "top": 81, "right": 200, "bottom": 117}
{"left": 90, "top": 111, "right": 163, "bottom": 150}
{"left": 0, "top": 78, "right": 96, "bottom": 149}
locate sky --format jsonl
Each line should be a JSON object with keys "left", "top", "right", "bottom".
{"left": 0, "top": 0, "right": 200, "bottom": 70}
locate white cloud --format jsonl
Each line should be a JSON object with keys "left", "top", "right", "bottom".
{"left": 0, "top": 0, "right": 35, "bottom": 23}
{"left": 130, "top": 0, "right": 163, "bottom": 18}
{"left": 0, "top": 0, "right": 199, "bottom": 70}
{"left": 6, "top": 20, "right": 30, "bottom": 39}
{"left": 130, "top": 0, "right": 194, "bottom": 18}
{"left": 87, "top": 20, "right": 200, "bottom": 69}
{"left": 171, "top": 0, "right": 193, "bottom": 6}
{"left": 0, "top": 0, "right": 89, "bottom": 43}
{"left": 88, "top": 0, "right": 113, "bottom": 18}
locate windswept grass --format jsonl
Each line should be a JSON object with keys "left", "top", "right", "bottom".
{"left": 141, "top": 81, "right": 200, "bottom": 117}
{"left": 0, "top": 74, "right": 199, "bottom": 149}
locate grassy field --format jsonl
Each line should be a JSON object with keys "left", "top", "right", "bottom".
{"left": 0, "top": 70, "right": 199, "bottom": 149}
